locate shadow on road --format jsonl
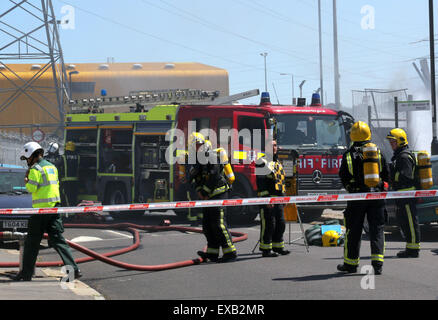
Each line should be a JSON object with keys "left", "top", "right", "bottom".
{"left": 272, "top": 272, "right": 362, "bottom": 282}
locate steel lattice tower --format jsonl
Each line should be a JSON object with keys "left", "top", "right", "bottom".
{"left": 0, "top": 0, "right": 69, "bottom": 135}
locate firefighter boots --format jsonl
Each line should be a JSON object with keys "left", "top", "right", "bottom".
{"left": 396, "top": 249, "right": 419, "bottom": 258}
{"left": 273, "top": 248, "right": 290, "bottom": 255}
{"left": 337, "top": 263, "right": 358, "bottom": 273}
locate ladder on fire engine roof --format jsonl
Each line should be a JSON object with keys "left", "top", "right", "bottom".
{"left": 67, "top": 88, "right": 260, "bottom": 114}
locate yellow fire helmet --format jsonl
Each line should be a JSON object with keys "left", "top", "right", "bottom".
{"left": 350, "top": 121, "right": 371, "bottom": 142}
{"left": 386, "top": 128, "right": 408, "bottom": 147}
{"left": 65, "top": 141, "right": 76, "bottom": 152}
{"left": 322, "top": 230, "right": 340, "bottom": 247}
{"left": 188, "top": 132, "right": 206, "bottom": 148}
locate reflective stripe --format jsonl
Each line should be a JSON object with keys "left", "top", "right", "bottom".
{"left": 226, "top": 172, "right": 234, "bottom": 178}
{"left": 395, "top": 172, "right": 400, "bottom": 182}
{"left": 206, "top": 248, "right": 219, "bottom": 254}
{"left": 344, "top": 257, "right": 359, "bottom": 266}
{"left": 421, "top": 177, "right": 433, "bottom": 184}
{"left": 26, "top": 180, "right": 39, "bottom": 187}
{"left": 371, "top": 254, "right": 384, "bottom": 262}
{"left": 258, "top": 190, "right": 269, "bottom": 197}
{"left": 40, "top": 180, "right": 58, "bottom": 186}
{"left": 34, "top": 164, "right": 49, "bottom": 186}
{"left": 406, "top": 243, "right": 420, "bottom": 250}
{"left": 223, "top": 246, "right": 236, "bottom": 254}
{"left": 32, "top": 196, "right": 61, "bottom": 205}
{"left": 210, "top": 185, "right": 228, "bottom": 197}
{"left": 219, "top": 209, "right": 235, "bottom": 253}
{"left": 346, "top": 153, "right": 353, "bottom": 176}
{"left": 272, "top": 241, "right": 284, "bottom": 249}
{"left": 364, "top": 174, "right": 380, "bottom": 179}
{"left": 405, "top": 204, "right": 416, "bottom": 245}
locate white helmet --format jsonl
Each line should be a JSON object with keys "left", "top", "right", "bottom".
{"left": 48, "top": 142, "right": 59, "bottom": 154}
{"left": 20, "top": 142, "right": 44, "bottom": 160}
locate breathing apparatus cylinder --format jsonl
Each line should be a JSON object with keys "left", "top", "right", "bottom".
{"left": 362, "top": 143, "right": 380, "bottom": 188}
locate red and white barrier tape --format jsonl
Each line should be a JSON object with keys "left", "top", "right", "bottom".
{"left": 0, "top": 189, "right": 437, "bottom": 215}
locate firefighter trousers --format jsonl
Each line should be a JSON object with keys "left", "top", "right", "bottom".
{"left": 259, "top": 204, "right": 286, "bottom": 252}
{"left": 21, "top": 213, "right": 79, "bottom": 278}
{"left": 343, "top": 200, "right": 385, "bottom": 267}
{"left": 395, "top": 198, "right": 420, "bottom": 252}
{"left": 202, "top": 191, "right": 236, "bottom": 258}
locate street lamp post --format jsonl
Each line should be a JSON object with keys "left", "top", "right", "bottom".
{"left": 260, "top": 52, "right": 268, "bottom": 92}
{"left": 299, "top": 80, "right": 306, "bottom": 98}
{"left": 280, "top": 73, "right": 294, "bottom": 104}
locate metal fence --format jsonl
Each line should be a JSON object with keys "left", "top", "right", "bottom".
{"left": 352, "top": 89, "right": 408, "bottom": 160}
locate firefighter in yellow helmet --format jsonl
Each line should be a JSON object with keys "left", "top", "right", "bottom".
{"left": 386, "top": 128, "right": 420, "bottom": 258}
{"left": 188, "top": 132, "right": 237, "bottom": 263}
{"left": 337, "top": 121, "right": 389, "bottom": 275}
{"left": 255, "top": 138, "right": 290, "bottom": 257}
{"left": 58, "top": 141, "right": 80, "bottom": 207}
{"left": 14, "top": 142, "right": 81, "bottom": 281}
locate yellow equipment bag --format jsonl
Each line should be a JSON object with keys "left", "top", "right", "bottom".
{"left": 322, "top": 230, "right": 341, "bottom": 247}
{"left": 416, "top": 151, "right": 433, "bottom": 190}
{"left": 362, "top": 143, "right": 380, "bottom": 188}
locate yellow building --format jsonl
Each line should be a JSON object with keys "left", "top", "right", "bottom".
{"left": 0, "top": 62, "right": 229, "bottom": 135}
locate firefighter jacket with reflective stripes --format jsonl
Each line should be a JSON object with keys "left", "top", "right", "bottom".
{"left": 59, "top": 151, "right": 80, "bottom": 182}
{"left": 339, "top": 141, "right": 389, "bottom": 193}
{"left": 25, "top": 159, "right": 61, "bottom": 208}
{"left": 189, "top": 148, "right": 231, "bottom": 199}
{"left": 256, "top": 154, "right": 286, "bottom": 197}
{"left": 390, "top": 145, "right": 416, "bottom": 191}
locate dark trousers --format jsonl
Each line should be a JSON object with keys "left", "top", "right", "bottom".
{"left": 21, "top": 213, "right": 79, "bottom": 278}
{"left": 259, "top": 204, "right": 286, "bottom": 251}
{"left": 396, "top": 198, "right": 420, "bottom": 252}
{"left": 60, "top": 180, "right": 79, "bottom": 207}
{"left": 343, "top": 200, "right": 385, "bottom": 267}
{"left": 202, "top": 191, "right": 236, "bottom": 257}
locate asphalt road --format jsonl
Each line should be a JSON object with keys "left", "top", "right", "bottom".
{"left": 36, "top": 209, "right": 438, "bottom": 301}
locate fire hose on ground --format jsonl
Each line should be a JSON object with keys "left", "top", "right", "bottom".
{"left": 0, "top": 223, "right": 248, "bottom": 271}
{"left": 0, "top": 189, "right": 437, "bottom": 272}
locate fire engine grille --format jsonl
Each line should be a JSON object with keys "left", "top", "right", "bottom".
{"left": 298, "top": 174, "right": 343, "bottom": 190}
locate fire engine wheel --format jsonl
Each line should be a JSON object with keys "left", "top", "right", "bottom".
{"left": 226, "top": 180, "right": 258, "bottom": 225}
{"left": 107, "top": 187, "right": 143, "bottom": 219}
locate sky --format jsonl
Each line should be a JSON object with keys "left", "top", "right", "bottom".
{"left": 1, "top": 0, "right": 435, "bottom": 108}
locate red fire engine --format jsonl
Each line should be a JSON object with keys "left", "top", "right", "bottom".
{"left": 174, "top": 92, "right": 355, "bottom": 223}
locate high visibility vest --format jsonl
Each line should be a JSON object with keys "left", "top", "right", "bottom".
{"left": 256, "top": 157, "right": 286, "bottom": 197}
{"left": 25, "top": 159, "right": 61, "bottom": 208}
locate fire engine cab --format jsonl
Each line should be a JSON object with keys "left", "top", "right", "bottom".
{"left": 175, "top": 92, "right": 355, "bottom": 222}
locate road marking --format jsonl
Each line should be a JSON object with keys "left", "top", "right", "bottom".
{"left": 70, "top": 236, "right": 103, "bottom": 243}
{"left": 105, "top": 230, "right": 133, "bottom": 239}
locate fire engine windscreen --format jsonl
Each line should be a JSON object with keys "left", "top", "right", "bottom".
{"left": 275, "top": 115, "right": 347, "bottom": 150}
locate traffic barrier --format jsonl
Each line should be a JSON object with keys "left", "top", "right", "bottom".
{"left": 0, "top": 189, "right": 436, "bottom": 215}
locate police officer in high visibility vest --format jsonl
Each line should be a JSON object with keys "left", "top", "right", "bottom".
{"left": 59, "top": 141, "right": 80, "bottom": 207}
{"left": 14, "top": 142, "right": 81, "bottom": 281}
{"left": 338, "top": 121, "right": 389, "bottom": 275}
{"left": 189, "top": 132, "right": 238, "bottom": 263}
{"left": 386, "top": 128, "right": 420, "bottom": 258}
{"left": 255, "top": 138, "right": 290, "bottom": 257}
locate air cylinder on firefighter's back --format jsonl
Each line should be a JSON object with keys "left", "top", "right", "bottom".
{"left": 417, "top": 151, "right": 433, "bottom": 190}
{"left": 363, "top": 143, "right": 380, "bottom": 188}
